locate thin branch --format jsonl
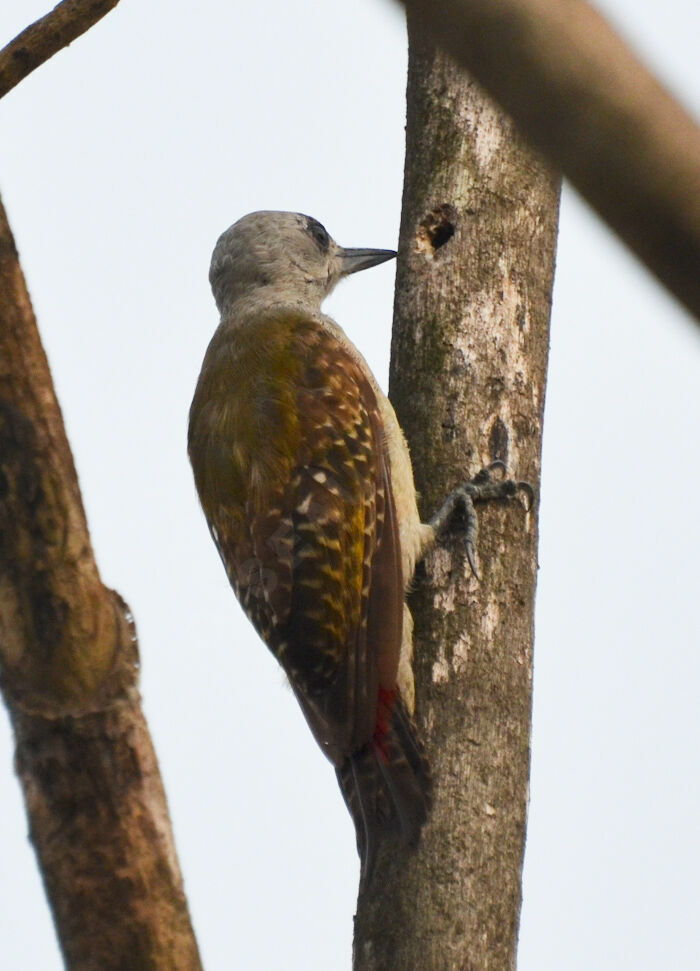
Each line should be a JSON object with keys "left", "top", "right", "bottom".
{"left": 0, "top": 194, "right": 202, "bottom": 968}
{"left": 401, "top": 0, "right": 700, "bottom": 322}
{"left": 0, "top": 0, "right": 121, "bottom": 99}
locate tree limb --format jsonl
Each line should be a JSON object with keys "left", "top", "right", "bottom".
{"left": 0, "top": 195, "right": 202, "bottom": 968}
{"left": 0, "top": 0, "right": 121, "bottom": 99}
{"left": 353, "top": 17, "right": 560, "bottom": 969}
{"left": 399, "top": 0, "right": 700, "bottom": 322}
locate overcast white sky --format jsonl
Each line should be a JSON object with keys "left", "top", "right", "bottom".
{"left": 1, "top": 1, "right": 698, "bottom": 968}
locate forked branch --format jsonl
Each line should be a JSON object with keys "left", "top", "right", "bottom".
{"left": 401, "top": 0, "right": 700, "bottom": 320}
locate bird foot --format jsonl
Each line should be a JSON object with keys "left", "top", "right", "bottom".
{"left": 427, "top": 461, "right": 534, "bottom": 579}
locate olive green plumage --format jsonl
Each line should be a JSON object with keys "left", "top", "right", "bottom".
{"left": 189, "top": 212, "right": 431, "bottom": 877}
{"left": 190, "top": 308, "right": 402, "bottom": 760}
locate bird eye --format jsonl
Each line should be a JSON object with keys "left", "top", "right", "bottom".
{"left": 306, "top": 217, "right": 330, "bottom": 253}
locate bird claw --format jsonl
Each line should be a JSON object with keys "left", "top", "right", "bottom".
{"left": 471, "top": 459, "right": 506, "bottom": 484}
{"left": 516, "top": 480, "right": 535, "bottom": 511}
{"left": 428, "top": 463, "right": 535, "bottom": 579}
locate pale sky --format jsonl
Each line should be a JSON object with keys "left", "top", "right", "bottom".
{"left": 0, "top": 1, "right": 698, "bottom": 968}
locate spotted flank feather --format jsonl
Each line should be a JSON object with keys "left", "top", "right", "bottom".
{"left": 188, "top": 308, "right": 431, "bottom": 871}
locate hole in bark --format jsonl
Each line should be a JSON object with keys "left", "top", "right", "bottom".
{"left": 430, "top": 219, "right": 455, "bottom": 249}
{"left": 415, "top": 205, "right": 457, "bottom": 257}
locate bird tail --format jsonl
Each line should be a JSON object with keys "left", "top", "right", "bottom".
{"left": 336, "top": 688, "right": 432, "bottom": 880}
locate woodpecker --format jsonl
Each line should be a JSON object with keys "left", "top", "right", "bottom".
{"left": 188, "top": 211, "right": 530, "bottom": 876}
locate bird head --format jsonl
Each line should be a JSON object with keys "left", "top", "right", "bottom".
{"left": 208, "top": 210, "right": 396, "bottom": 316}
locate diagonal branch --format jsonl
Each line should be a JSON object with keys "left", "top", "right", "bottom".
{"left": 0, "top": 0, "right": 121, "bottom": 99}
{"left": 401, "top": 0, "right": 700, "bottom": 322}
{"left": 0, "top": 194, "right": 202, "bottom": 968}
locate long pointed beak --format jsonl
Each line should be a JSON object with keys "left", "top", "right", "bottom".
{"left": 338, "top": 246, "right": 397, "bottom": 277}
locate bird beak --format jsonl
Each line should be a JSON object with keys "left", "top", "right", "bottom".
{"left": 337, "top": 247, "right": 397, "bottom": 277}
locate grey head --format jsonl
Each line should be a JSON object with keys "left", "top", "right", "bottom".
{"left": 209, "top": 210, "right": 396, "bottom": 316}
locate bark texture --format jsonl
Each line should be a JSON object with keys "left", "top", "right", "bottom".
{"left": 399, "top": 0, "right": 700, "bottom": 321}
{"left": 0, "top": 195, "right": 202, "bottom": 969}
{"left": 0, "top": 0, "right": 122, "bottom": 100}
{"left": 353, "top": 21, "right": 560, "bottom": 971}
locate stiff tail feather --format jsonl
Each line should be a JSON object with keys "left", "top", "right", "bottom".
{"left": 336, "top": 689, "right": 432, "bottom": 879}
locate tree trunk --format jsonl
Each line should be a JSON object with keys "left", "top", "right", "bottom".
{"left": 353, "top": 15, "right": 560, "bottom": 971}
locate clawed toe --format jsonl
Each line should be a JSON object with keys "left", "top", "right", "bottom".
{"left": 516, "top": 480, "right": 534, "bottom": 511}
{"left": 427, "top": 463, "right": 535, "bottom": 579}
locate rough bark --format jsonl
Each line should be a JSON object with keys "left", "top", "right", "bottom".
{"left": 397, "top": 0, "right": 700, "bottom": 322}
{"left": 0, "top": 0, "right": 122, "bottom": 100}
{"left": 353, "top": 18, "right": 560, "bottom": 971}
{"left": 0, "top": 196, "right": 202, "bottom": 969}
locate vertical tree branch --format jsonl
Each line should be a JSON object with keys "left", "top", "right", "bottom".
{"left": 0, "top": 195, "right": 202, "bottom": 968}
{"left": 354, "top": 16, "right": 560, "bottom": 970}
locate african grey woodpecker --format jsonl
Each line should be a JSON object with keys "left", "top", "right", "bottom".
{"left": 188, "top": 210, "right": 530, "bottom": 875}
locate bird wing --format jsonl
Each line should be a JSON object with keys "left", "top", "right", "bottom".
{"left": 190, "top": 312, "right": 404, "bottom": 766}
{"left": 281, "top": 373, "right": 404, "bottom": 764}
